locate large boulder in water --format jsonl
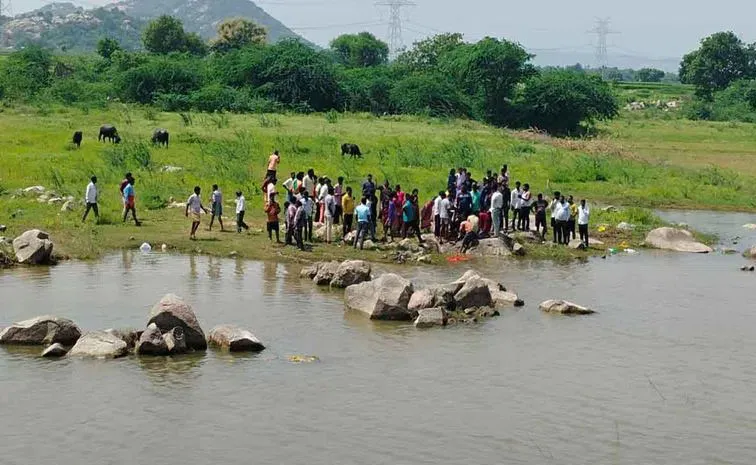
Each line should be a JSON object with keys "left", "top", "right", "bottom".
{"left": 0, "top": 316, "right": 81, "bottom": 345}
{"left": 345, "top": 273, "right": 415, "bottom": 320}
{"left": 12, "top": 229, "right": 54, "bottom": 264}
{"left": 408, "top": 287, "right": 456, "bottom": 312}
{"left": 208, "top": 325, "right": 265, "bottom": 352}
{"left": 68, "top": 331, "right": 129, "bottom": 358}
{"left": 414, "top": 308, "right": 448, "bottom": 328}
{"left": 136, "top": 323, "right": 169, "bottom": 355}
{"left": 539, "top": 300, "right": 595, "bottom": 315}
{"left": 313, "top": 261, "right": 340, "bottom": 286}
{"left": 454, "top": 276, "right": 493, "bottom": 310}
{"left": 644, "top": 227, "right": 712, "bottom": 253}
{"left": 162, "top": 327, "right": 188, "bottom": 354}
{"left": 41, "top": 343, "right": 68, "bottom": 358}
{"left": 147, "top": 294, "right": 207, "bottom": 350}
{"left": 330, "top": 260, "right": 372, "bottom": 288}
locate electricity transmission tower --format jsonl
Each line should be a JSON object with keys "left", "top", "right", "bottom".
{"left": 588, "top": 17, "right": 618, "bottom": 78}
{"left": 376, "top": 0, "right": 414, "bottom": 60}
{"left": 0, "top": 0, "right": 12, "bottom": 17}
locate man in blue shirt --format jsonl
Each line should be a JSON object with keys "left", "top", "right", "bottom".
{"left": 402, "top": 191, "right": 424, "bottom": 243}
{"left": 354, "top": 197, "right": 371, "bottom": 250}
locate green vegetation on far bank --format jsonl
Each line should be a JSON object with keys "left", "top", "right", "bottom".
{"left": 0, "top": 105, "right": 734, "bottom": 263}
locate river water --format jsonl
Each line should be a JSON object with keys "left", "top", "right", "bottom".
{"left": 1, "top": 211, "right": 755, "bottom": 464}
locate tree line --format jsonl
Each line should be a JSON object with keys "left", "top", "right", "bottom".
{"left": 0, "top": 15, "right": 620, "bottom": 135}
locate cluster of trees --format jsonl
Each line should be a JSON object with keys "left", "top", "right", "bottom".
{"left": 680, "top": 31, "right": 756, "bottom": 121}
{"left": 0, "top": 15, "right": 619, "bottom": 135}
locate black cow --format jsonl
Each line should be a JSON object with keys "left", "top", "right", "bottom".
{"left": 99, "top": 125, "right": 120, "bottom": 143}
{"left": 152, "top": 129, "right": 169, "bottom": 147}
{"left": 72, "top": 131, "right": 83, "bottom": 148}
{"left": 341, "top": 143, "right": 362, "bottom": 158}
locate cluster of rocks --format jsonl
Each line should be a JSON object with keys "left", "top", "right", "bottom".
{"left": 0, "top": 294, "right": 265, "bottom": 359}
{"left": 343, "top": 270, "right": 525, "bottom": 328}
{"left": 17, "top": 186, "right": 78, "bottom": 213}
{"left": 300, "top": 260, "right": 372, "bottom": 288}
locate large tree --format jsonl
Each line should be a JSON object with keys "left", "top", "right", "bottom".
{"left": 443, "top": 37, "right": 536, "bottom": 126}
{"left": 330, "top": 32, "right": 389, "bottom": 68}
{"left": 680, "top": 31, "right": 756, "bottom": 97}
{"left": 142, "top": 15, "right": 207, "bottom": 56}
{"left": 396, "top": 32, "right": 464, "bottom": 72}
{"left": 635, "top": 68, "right": 665, "bottom": 83}
{"left": 96, "top": 37, "right": 122, "bottom": 60}
{"left": 211, "top": 18, "right": 267, "bottom": 53}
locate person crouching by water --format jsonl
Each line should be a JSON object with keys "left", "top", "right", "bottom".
{"left": 265, "top": 194, "right": 282, "bottom": 243}
{"left": 235, "top": 191, "right": 249, "bottom": 233}
{"left": 459, "top": 215, "right": 479, "bottom": 254}
{"left": 209, "top": 184, "right": 225, "bottom": 232}
{"left": 186, "top": 186, "right": 208, "bottom": 240}
{"left": 578, "top": 199, "right": 590, "bottom": 247}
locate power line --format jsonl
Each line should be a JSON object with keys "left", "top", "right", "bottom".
{"left": 289, "top": 20, "right": 385, "bottom": 31}
{"left": 587, "top": 17, "right": 618, "bottom": 76}
{"left": 375, "top": 0, "right": 414, "bottom": 60}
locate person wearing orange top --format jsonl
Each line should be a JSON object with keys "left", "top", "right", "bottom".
{"left": 264, "top": 194, "right": 282, "bottom": 243}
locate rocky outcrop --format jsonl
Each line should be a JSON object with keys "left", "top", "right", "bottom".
{"left": 452, "top": 271, "right": 522, "bottom": 308}
{"left": 345, "top": 273, "right": 415, "bottom": 320}
{"left": 408, "top": 287, "right": 456, "bottom": 312}
{"left": 644, "top": 228, "right": 712, "bottom": 254}
{"left": 208, "top": 325, "right": 265, "bottom": 352}
{"left": 147, "top": 294, "right": 207, "bottom": 350}
{"left": 414, "top": 308, "right": 448, "bottom": 328}
{"left": 0, "top": 316, "right": 81, "bottom": 345}
{"left": 330, "top": 260, "right": 372, "bottom": 288}
{"left": 454, "top": 276, "right": 493, "bottom": 310}
{"left": 469, "top": 238, "right": 512, "bottom": 257}
{"left": 68, "top": 331, "right": 129, "bottom": 358}
{"left": 313, "top": 261, "right": 340, "bottom": 285}
{"left": 162, "top": 327, "right": 188, "bottom": 354}
{"left": 539, "top": 300, "right": 595, "bottom": 315}
{"left": 136, "top": 323, "right": 169, "bottom": 355}
{"left": 104, "top": 328, "right": 140, "bottom": 351}
{"left": 300, "top": 263, "right": 321, "bottom": 279}
{"left": 41, "top": 343, "right": 68, "bottom": 358}
{"left": 12, "top": 229, "right": 54, "bottom": 264}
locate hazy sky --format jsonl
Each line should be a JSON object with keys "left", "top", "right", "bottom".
{"left": 12, "top": 0, "right": 756, "bottom": 66}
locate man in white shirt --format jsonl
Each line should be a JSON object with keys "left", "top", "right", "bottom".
{"left": 438, "top": 192, "right": 451, "bottom": 243}
{"left": 301, "top": 192, "right": 314, "bottom": 242}
{"left": 318, "top": 178, "right": 330, "bottom": 223}
{"left": 186, "top": 186, "right": 208, "bottom": 240}
{"left": 554, "top": 196, "right": 570, "bottom": 245}
{"left": 578, "top": 199, "right": 590, "bottom": 247}
{"left": 235, "top": 191, "right": 249, "bottom": 233}
{"left": 282, "top": 172, "right": 296, "bottom": 203}
{"left": 509, "top": 181, "right": 521, "bottom": 231}
{"left": 82, "top": 176, "right": 99, "bottom": 223}
{"left": 432, "top": 191, "right": 443, "bottom": 238}
{"left": 549, "top": 191, "right": 561, "bottom": 244}
{"left": 323, "top": 187, "right": 336, "bottom": 244}
{"left": 489, "top": 186, "right": 504, "bottom": 238}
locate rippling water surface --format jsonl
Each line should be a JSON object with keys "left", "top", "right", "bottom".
{"left": 1, "top": 211, "right": 756, "bottom": 464}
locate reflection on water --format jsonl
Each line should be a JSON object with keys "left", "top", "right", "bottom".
{"left": 1, "top": 210, "right": 756, "bottom": 464}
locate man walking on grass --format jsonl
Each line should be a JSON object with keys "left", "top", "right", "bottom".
{"left": 209, "top": 184, "right": 225, "bottom": 232}
{"left": 235, "top": 191, "right": 249, "bottom": 233}
{"left": 122, "top": 177, "right": 141, "bottom": 226}
{"left": 186, "top": 186, "right": 208, "bottom": 240}
{"left": 82, "top": 176, "right": 99, "bottom": 223}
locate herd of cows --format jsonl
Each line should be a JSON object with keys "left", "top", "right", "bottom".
{"left": 70, "top": 125, "right": 364, "bottom": 159}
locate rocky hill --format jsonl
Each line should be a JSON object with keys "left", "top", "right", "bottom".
{"left": 0, "top": 3, "right": 144, "bottom": 51}
{"left": 0, "top": 0, "right": 308, "bottom": 52}
{"left": 114, "top": 0, "right": 306, "bottom": 43}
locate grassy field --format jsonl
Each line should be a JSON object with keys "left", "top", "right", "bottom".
{"left": 0, "top": 103, "right": 743, "bottom": 262}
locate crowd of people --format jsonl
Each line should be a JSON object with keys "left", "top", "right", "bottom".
{"left": 81, "top": 150, "right": 592, "bottom": 252}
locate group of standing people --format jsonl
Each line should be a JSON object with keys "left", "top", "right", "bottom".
{"left": 429, "top": 166, "right": 591, "bottom": 252}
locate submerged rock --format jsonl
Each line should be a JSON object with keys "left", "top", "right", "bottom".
{"left": 41, "top": 343, "right": 68, "bottom": 358}
{"left": 68, "top": 331, "right": 129, "bottom": 358}
{"left": 162, "top": 327, "right": 188, "bottom": 354}
{"left": 136, "top": 323, "right": 169, "bottom": 355}
{"left": 414, "top": 308, "right": 449, "bottom": 328}
{"left": 330, "top": 260, "right": 371, "bottom": 288}
{"left": 539, "top": 300, "right": 595, "bottom": 315}
{"left": 345, "top": 273, "right": 415, "bottom": 320}
{"left": 644, "top": 228, "right": 712, "bottom": 254}
{"left": 147, "top": 294, "right": 207, "bottom": 350}
{"left": 0, "top": 316, "right": 81, "bottom": 345}
{"left": 12, "top": 229, "right": 54, "bottom": 264}
{"left": 208, "top": 325, "right": 265, "bottom": 352}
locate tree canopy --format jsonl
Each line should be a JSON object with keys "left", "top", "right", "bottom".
{"left": 680, "top": 31, "right": 756, "bottom": 97}
{"left": 142, "top": 15, "right": 207, "bottom": 56}
{"left": 330, "top": 32, "right": 389, "bottom": 68}
{"left": 211, "top": 18, "right": 267, "bottom": 53}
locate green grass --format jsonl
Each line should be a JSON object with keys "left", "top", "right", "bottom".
{"left": 0, "top": 104, "right": 743, "bottom": 261}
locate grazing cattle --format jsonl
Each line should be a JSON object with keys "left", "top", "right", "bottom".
{"left": 99, "top": 125, "right": 119, "bottom": 143}
{"left": 72, "top": 131, "right": 83, "bottom": 148}
{"left": 152, "top": 129, "right": 169, "bottom": 147}
{"left": 341, "top": 143, "right": 363, "bottom": 159}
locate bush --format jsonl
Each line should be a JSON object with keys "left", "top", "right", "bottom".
{"left": 390, "top": 73, "right": 469, "bottom": 118}
{"left": 117, "top": 56, "right": 202, "bottom": 104}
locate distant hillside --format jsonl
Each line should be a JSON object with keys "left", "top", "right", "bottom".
{"left": 114, "top": 0, "right": 309, "bottom": 43}
{"left": 0, "top": 3, "right": 144, "bottom": 51}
